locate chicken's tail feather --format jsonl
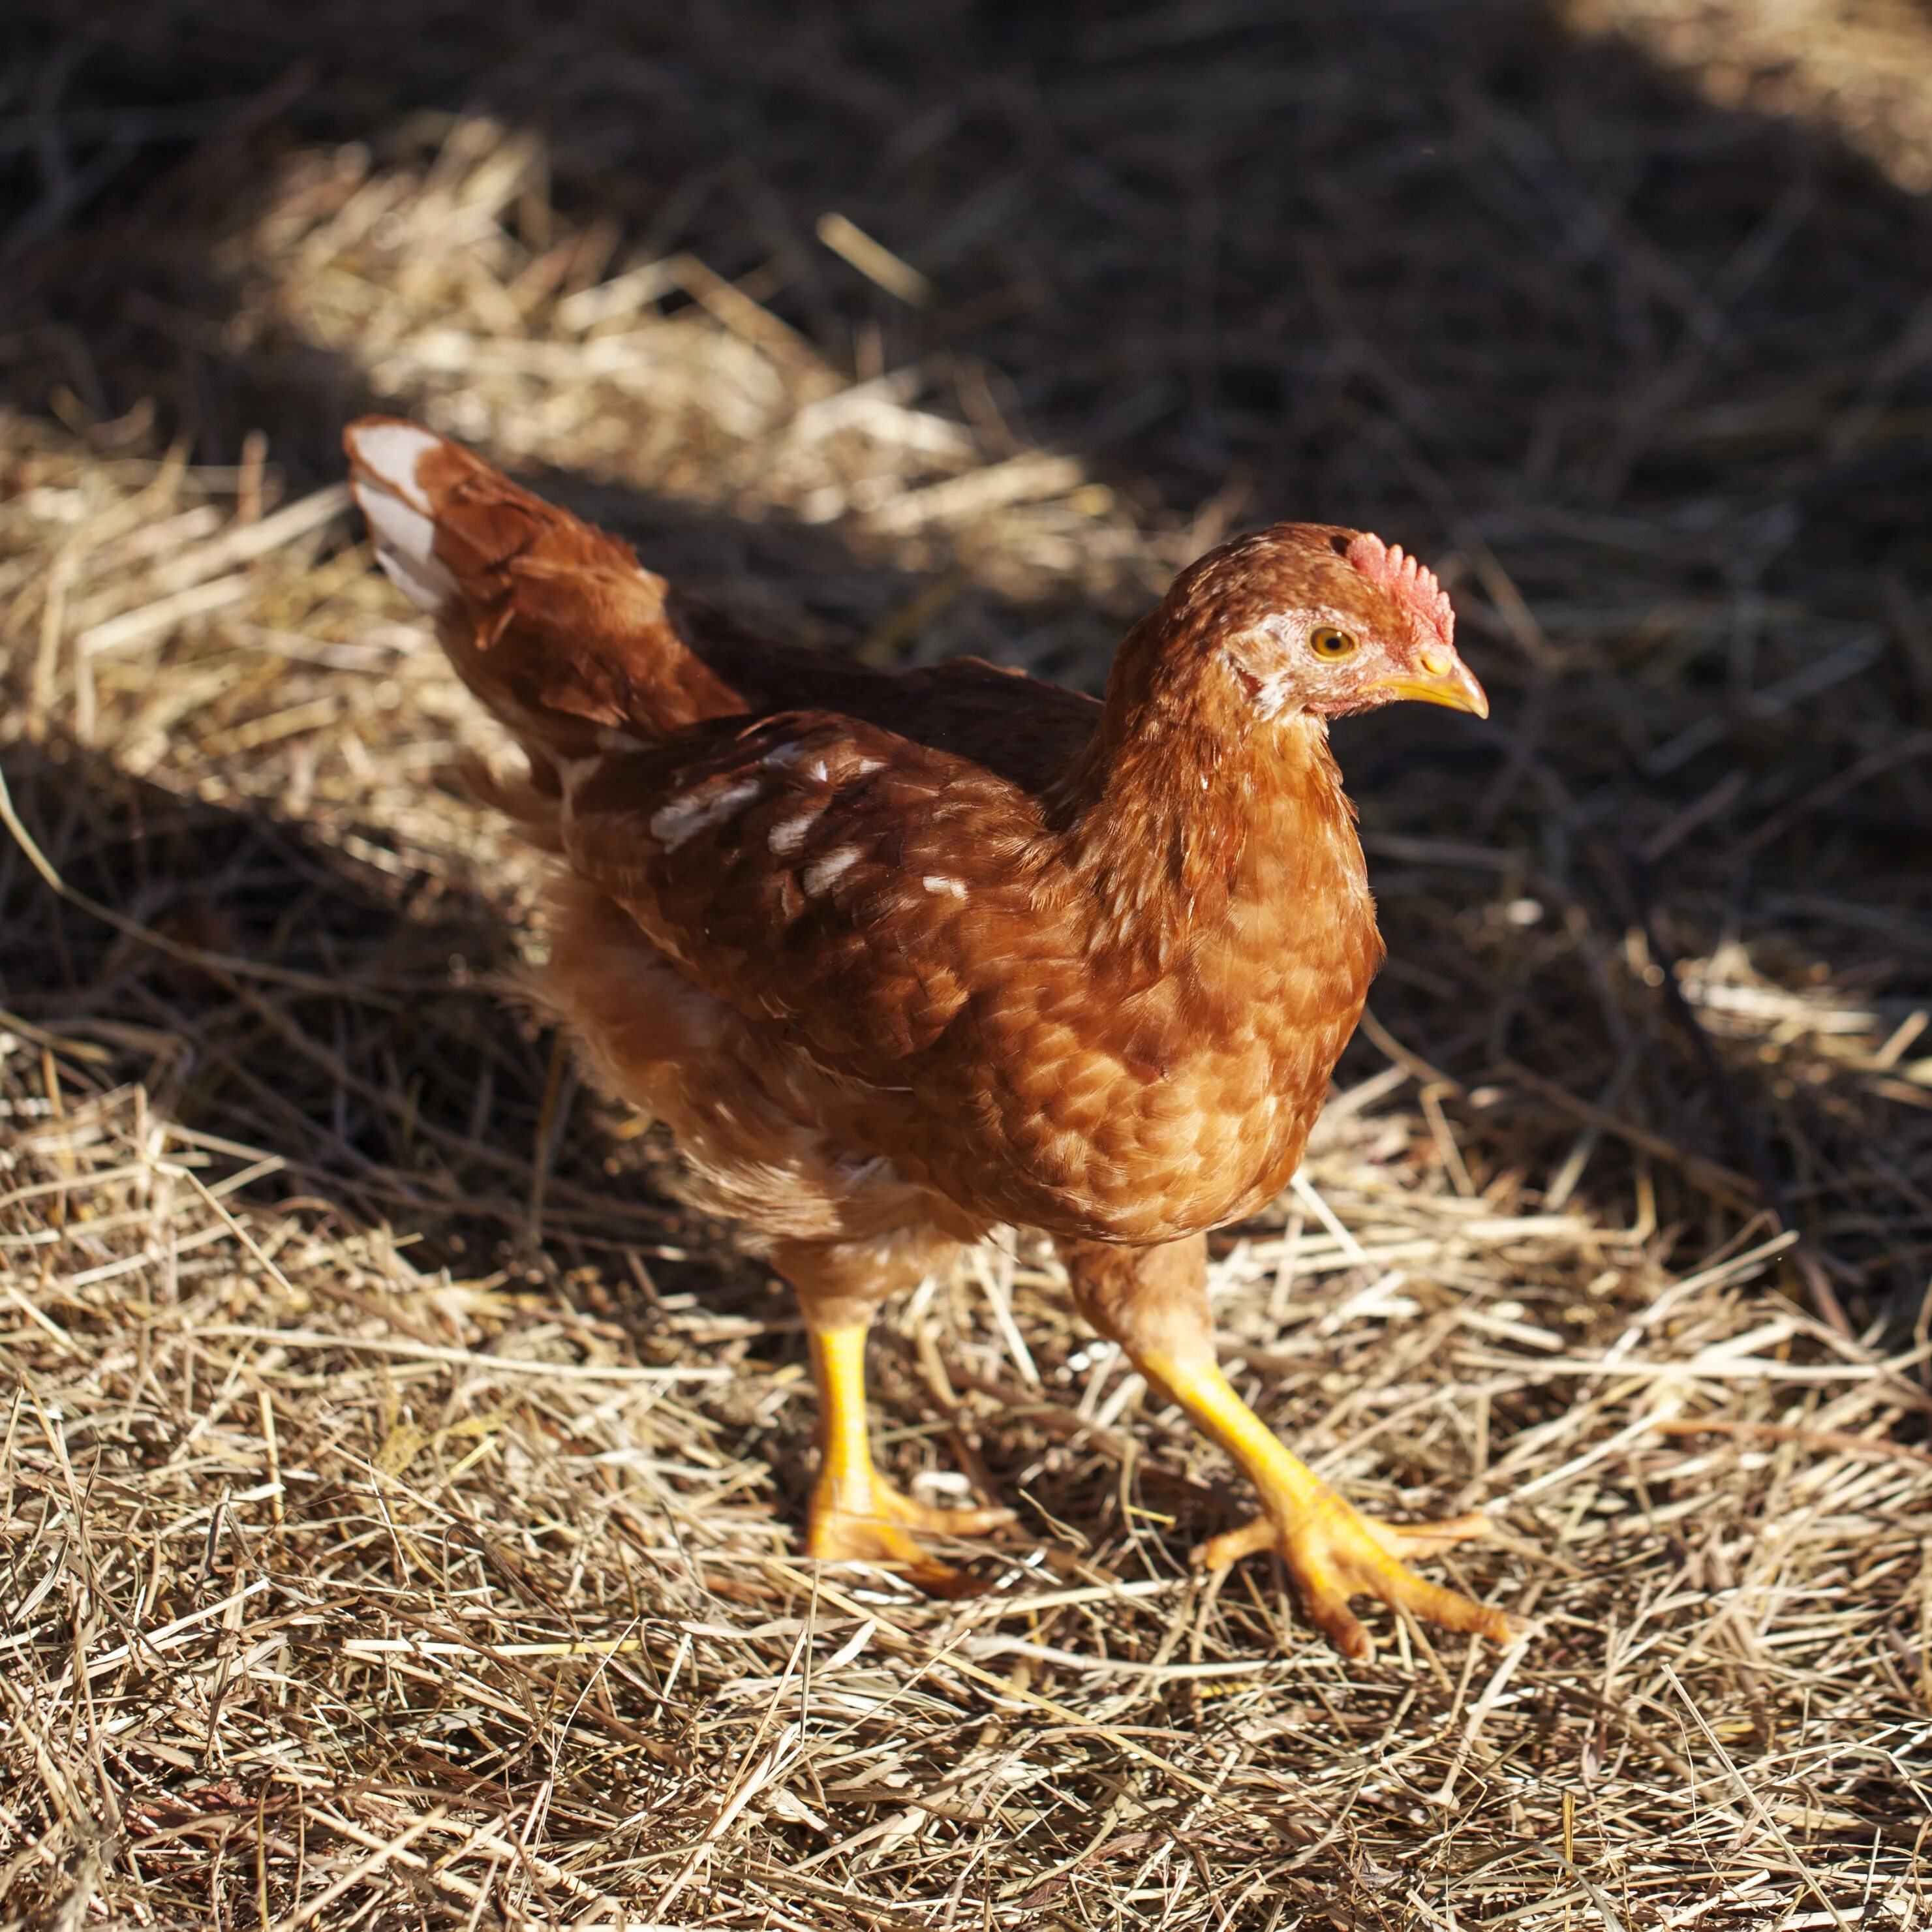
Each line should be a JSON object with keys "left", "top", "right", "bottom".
{"left": 343, "top": 417, "right": 743, "bottom": 773}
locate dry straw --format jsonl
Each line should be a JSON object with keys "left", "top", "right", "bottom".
{"left": 2, "top": 1, "right": 1931, "bottom": 1925}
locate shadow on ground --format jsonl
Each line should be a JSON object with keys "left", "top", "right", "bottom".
{"left": 3, "top": 0, "right": 1929, "bottom": 1327}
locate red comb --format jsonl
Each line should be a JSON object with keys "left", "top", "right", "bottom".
{"left": 1343, "top": 532, "right": 1454, "bottom": 649}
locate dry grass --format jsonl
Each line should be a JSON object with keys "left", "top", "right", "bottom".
{"left": 2, "top": 2, "right": 1932, "bottom": 1925}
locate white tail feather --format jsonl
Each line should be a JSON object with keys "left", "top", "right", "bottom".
{"left": 345, "top": 423, "right": 457, "bottom": 613}
{"left": 345, "top": 422, "right": 438, "bottom": 511}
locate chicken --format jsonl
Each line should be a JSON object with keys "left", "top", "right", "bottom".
{"left": 343, "top": 416, "right": 1511, "bottom": 1659}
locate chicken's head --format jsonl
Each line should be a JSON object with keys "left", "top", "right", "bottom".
{"left": 1173, "top": 524, "right": 1488, "bottom": 721}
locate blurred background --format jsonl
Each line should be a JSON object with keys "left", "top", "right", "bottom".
{"left": 3, "top": 3, "right": 1931, "bottom": 1924}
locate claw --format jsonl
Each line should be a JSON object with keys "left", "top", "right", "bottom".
{"left": 806, "top": 1471, "right": 1015, "bottom": 1599}
{"left": 1195, "top": 1495, "right": 1512, "bottom": 1659}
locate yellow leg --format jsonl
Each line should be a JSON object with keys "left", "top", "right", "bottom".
{"left": 804, "top": 1323, "right": 1013, "bottom": 1599}
{"left": 1142, "top": 1347, "right": 1512, "bottom": 1659}
{"left": 1056, "top": 1232, "right": 1512, "bottom": 1661}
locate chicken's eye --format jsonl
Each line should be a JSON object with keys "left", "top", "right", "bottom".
{"left": 1310, "top": 626, "right": 1358, "bottom": 659}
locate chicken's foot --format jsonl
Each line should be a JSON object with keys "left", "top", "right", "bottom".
{"left": 1057, "top": 1233, "right": 1515, "bottom": 1660}
{"left": 805, "top": 1323, "right": 1014, "bottom": 1598}
{"left": 1148, "top": 1349, "right": 1512, "bottom": 1658}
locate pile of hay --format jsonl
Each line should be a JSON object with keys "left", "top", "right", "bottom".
{"left": 1, "top": 2, "right": 1929, "bottom": 1924}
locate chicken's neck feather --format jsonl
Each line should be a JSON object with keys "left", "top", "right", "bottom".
{"left": 1045, "top": 606, "right": 1367, "bottom": 978}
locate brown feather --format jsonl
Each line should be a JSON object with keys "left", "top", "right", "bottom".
{"left": 345, "top": 418, "right": 1473, "bottom": 1257}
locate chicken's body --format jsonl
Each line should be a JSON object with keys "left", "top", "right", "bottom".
{"left": 346, "top": 418, "right": 1511, "bottom": 1657}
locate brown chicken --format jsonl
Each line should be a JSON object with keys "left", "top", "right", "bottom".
{"left": 344, "top": 416, "right": 1510, "bottom": 1659}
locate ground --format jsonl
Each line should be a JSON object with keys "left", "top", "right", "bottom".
{"left": 1, "top": 2, "right": 1930, "bottom": 1927}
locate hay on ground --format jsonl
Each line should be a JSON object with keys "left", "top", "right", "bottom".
{"left": 1, "top": 2, "right": 1930, "bottom": 1925}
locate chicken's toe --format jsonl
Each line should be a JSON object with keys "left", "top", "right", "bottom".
{"left": 872, "top": 1473, "right": 1017, "bottom": 1541}
{"left": 1355, "top": 1509, "right": 1497, "bottom": 1563}
{"left": 806, "top": 1472, "right": 1011, "bottom": 1600}
{"left": 1195, "top": 1495, "right": 1512, "bottom": 1659}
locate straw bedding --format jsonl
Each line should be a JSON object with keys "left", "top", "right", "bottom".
{"left": 1, "top": 2, "right": 1930, "bottom": 1924}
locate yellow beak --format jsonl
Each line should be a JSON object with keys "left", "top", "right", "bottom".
{"left": 1370, "top": 652, "right": 1489, "bottom": 718}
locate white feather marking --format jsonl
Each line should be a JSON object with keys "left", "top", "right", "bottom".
{"left": 347, "top": 423, "right": 440, "bottom": 512}
{"left": 761, "top": 743, "right": 831, "bottom": 782}
{"left": 1250, "top": 675, "right": 1293, "bottom": 720}
{"left": 801, "top": 847, "right": 863, "bottom": 897}
{"left": 767, "top": 808, "right": 822, "bottom": 856}
{"left": 352, "top": 480, "right": 457, "bottom": 613}
{"left": 649, "top": 778, "right": 761, "bottom": 850}
{"left": 921, "top": 875, "right": 967, "bottom": 898}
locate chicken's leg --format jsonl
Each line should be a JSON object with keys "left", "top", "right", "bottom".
{"left": 1058, "top": 1235, "right": 1513, "bottom": 1659}
{"left": 803, "top": 1323, "right": 1011, "bottom": 1596}
{"left": 782, "top": 1237, "right": 1015, "bottom": 1597}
